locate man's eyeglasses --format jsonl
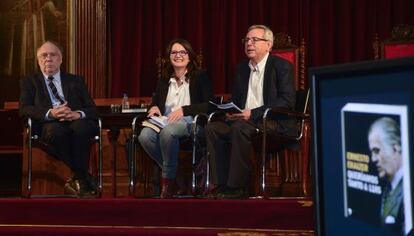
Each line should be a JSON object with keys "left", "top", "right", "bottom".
{"left": 38, "top": 52, "right": 59, "bottom": 60}
{"left": 170, "top": 50, "right": 188, "bottom": 56}
{"left": 241, "top": 37, "right": 268, "bottom": 45}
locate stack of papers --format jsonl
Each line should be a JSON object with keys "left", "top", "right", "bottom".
{"left": 149, "top": 116, "right": 169, "bottom": 128}
{"left": 209, "top": 101, "right": 243, "bottom": 113}
{"left": 142, "top": 116, "right": 169, "bottom": 133}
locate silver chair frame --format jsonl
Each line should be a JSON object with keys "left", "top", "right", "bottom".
{"left": 130, "top": 114, "right": 208, "bottom": 197}
{"left": 26, "top": 117, "right": 103, "bottom": 198}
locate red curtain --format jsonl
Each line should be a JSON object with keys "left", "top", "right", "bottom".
{"left": 110, "top": 0, "right": 414, "bottom": 97}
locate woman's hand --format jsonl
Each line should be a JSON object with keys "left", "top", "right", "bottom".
{"left": 167, "top": 108, "right": 184, "bottom": 122}
{"left": 147, "top": 106, "right": 161, "bottom": 117}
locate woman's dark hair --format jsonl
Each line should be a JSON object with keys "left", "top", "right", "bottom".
{"left": 161, "top": 38, "right": 200, "bottom": 80}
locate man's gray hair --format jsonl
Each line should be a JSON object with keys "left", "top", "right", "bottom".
{"left": 369, "top": 117, "right": 401, "bottom": 148}
{"left": 37, "top": 40, "right": 64, "bottom": 55}
{"left": 248, "top": 24, "right": 274, "bottom": 43}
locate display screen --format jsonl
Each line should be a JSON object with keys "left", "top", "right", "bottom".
{"left": 310, "top": 57, "right": 414, "bottom": 236}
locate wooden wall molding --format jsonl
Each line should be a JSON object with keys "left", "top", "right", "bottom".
{"left": 75, "top": 0, "right": 108, "bottom": 98}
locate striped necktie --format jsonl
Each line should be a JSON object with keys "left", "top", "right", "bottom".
{"left": 47, "top": 76, "right": 65, "bottom": 105}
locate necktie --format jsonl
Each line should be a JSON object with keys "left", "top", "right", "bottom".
{"left": 48, "top": 76, "right": 65, "bottom": 105}
{"left": 381, "top": 182, "right": 393, "bottom": 223}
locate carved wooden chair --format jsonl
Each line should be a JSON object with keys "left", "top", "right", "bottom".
{"left": 373, "top": 24, "right": 414, "bottom": 59}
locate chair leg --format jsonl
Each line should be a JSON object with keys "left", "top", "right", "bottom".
{"left": 191, "top": 134, "right": 197, "bottom": 196}
{"left": 27, "top": 135, "right": 33, "bottom": 198}
{"left": 205, "top": 152, "right": 210, "bottom": 194}
{"left": 97, "top": 129, "right": 103, "bottom": 197}
{"left": 301, "top": 123, "right": 311, "bottom": 196}
{"left": 255, "top": 151, "right": 269, "bottom": 199}
{"left": 261, "top": 153, "right": 266, "bottom": 197}
{"left": 129, "top": 137, "right": 136, "bottom": 197}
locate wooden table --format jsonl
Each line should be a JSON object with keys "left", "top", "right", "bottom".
{"left": 98, "top": 107, "right": 146, "bottom": 197}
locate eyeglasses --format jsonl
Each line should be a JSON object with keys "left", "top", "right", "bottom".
{"left": 241, "top": 37, "right": 269, "bottom": 45}
{"left": 37, "top": 52, "right": 59, "bottom": 60}
{"left": 170, "top": 50, "right": 188, "bottom": 56}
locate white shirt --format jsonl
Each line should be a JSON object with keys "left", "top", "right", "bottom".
{"left": 391, "top": 167, "right": 403, "bottom": 190}
{"left": 245, "top": 52, "right": 269, "bottom": 110}
{"left": 165, "top": 76, "right": 193, "bottom": 123}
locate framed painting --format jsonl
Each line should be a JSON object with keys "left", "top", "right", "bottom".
{"left": 0, "top": 0, "right": 74, "bottom": 105}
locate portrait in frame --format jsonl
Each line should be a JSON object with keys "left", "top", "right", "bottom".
{"left": 0, "top": 0, "right": 74, "bottom": 105}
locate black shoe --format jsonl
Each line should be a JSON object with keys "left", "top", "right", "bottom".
{"left": 206, "top": 185, "right": 227, "bottom": 199}
{"left": 67, "top": 173, "right": 96, "bottom": 198}
{"left": 77, "top": 177, "right": 96, "bottom": 198}
{"left": 217, "top": 188, "right": 249, "bottom": 199}
{"left": 85, "top": 173, "right": 98, "bottom": 194}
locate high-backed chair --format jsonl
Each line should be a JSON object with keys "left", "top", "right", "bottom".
{"left": 373, "top": 24, "right": 414, "bottom": 59}
{"left": 24, "top": 117, "right": 103, "bottom": 198}
{"left": 252, "top": 33, "right": 310, "bottom": 198}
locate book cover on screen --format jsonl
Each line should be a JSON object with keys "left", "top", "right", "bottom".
{"left": 341, "top": 103, "right": 412, "bottom": 235}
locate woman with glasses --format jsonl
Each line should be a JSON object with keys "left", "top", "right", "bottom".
{"left": 138, "top": 38, "right": 214, "bottom": 198}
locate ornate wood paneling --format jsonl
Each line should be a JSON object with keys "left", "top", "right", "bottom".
{"left": 74, "top": 0, "right": 108, "bottom": 98}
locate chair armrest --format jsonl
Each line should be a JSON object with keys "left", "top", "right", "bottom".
{"left": 131, "top": 115, "right": 142, "bottom": 141}
{"left": 26, "top": 117, "right": 39, "bottom": 141}
{"left": 95, "top": 117, "right": 102, "bottom": 141}
{"left": 263, "top": 107, "right": 310, "bottom": 120}
{"left": 207, "top": 111, "right": 226, "bottom": 122}
{"left": 191, "top": 113, "right": 209, "bottom": 137}
{"left": 193, "top": 113, "right": 209, "bottom": 127}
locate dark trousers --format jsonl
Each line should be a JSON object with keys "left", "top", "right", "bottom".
{"left": 40, "top": 119, "right": 98, "bottom": 175}
{"left": 205, "top": 120, "right": 259, "bottom": 188}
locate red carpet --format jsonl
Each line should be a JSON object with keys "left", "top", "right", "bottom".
{"left": 0, "top": 197, "right": 314, "bottom": 235}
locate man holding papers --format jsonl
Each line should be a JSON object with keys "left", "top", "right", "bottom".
{"left": 205, "top": 25, "right": 296, "bottom": 199}
{"left": 138, "top": 39, "right": 213, "bottom": 198}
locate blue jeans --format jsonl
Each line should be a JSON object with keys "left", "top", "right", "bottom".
{"left": 138, "top": 121, "right": 191, "bottom": 179}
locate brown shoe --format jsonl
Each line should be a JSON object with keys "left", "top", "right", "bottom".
{"left": 206, "top": 185, "right": 227, "bottom": 199}
{"left": 64, "top": 177, "right": 80, "bottom": 195}
{"left": 160, "top": 178, "right": 176, "bottom": 199}
{"left": 65, "top": 175, "right": 96, "bottom": 198}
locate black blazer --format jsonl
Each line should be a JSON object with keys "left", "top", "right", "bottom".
{"left": 150, "top": 70, "right": 214, "bottom": 116}
{"left": 19, "top": 72, "right": 97, "bottom": 122}
{"left": 231, "top": 55, "right": 296, "bottom": 133}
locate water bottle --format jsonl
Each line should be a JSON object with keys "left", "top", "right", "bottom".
{"left": 122, "top": 93, "right": 130, "bottom": 110}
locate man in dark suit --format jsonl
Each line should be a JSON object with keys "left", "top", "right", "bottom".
{"left": 368, "top": 117, "right": 405, "bottom": 233}
{"left": 19, "top": 40, "right": 98, "bottom": 197}
{"left": 205, "top": 25, "right": 296, "bottom": 199}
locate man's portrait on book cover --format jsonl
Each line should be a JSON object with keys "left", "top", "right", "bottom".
{"left": 341, "top": 103, "right": 412, "bottom": 235}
